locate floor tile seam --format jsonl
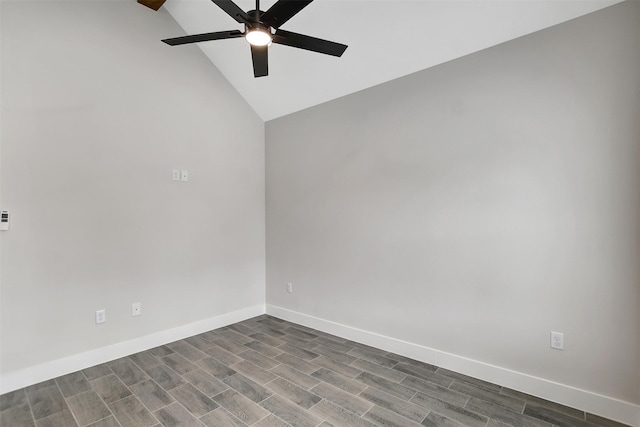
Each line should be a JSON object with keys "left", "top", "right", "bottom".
{"left": 139, "top": 387, "right": 181, "bottom": 415}
{"left": 252, "top": 411, "right": 274, "bottom": 426}
{"left": 171, "top": 374, "right": 228, "bottom": 406}
{"left": 460, "top": 385, "right": 570, "bottom": 423}
{"left": 310, "top": 348, "right": 358, "bottom": 365}
{"left": 463, "top": 396, "right": 550, "bottom": 427}
{"left": 356, "top": 384, "right": 427, "bottom": 422}
{"left": 265, "top": 379, "right": 323, "bottom": 408}
{"left": 306, "top": 397, "right": 326, "bottom": 413}
{"left": 269, "top": 411, "right": 298, "bottom": 427}
{"left": 353, "top": 373, "right": 417, "bottom": 403}
{"left": 86, "top": 376, "right": 126, "bottom": 426}
{"left": 200, "top": 340, "right": 229, "bottom": 353}
{"left": 201, "top": 406, "right": 249, "bottom": 426}
{"left": 127, "top": 352, "right": 164, "bottom": 373}
{"left": 396, "top": 371, "right": 456, "bottom": 396}
{"left": 268, "top": 364, "right": 319, "bottom": 391}
{"left": 226, "top": 375, "right": 274, "bottom": 404}
{"left": 360, "top": 405, "right": 378, "bottom": 424}
{"left": 313, "top": 396, "right": 374, "bottom": 425}
{"left": 363, "top": 390, "right": 430, "bottom": 424}
{"left": 346, "top": 351, "right": 400, "bottom": 370}
{"left": 392, "top": 363, "right": 445, "bottom": 385}
{"left": 21, "top": 385, "right": 39, "bottom": 426}
{"left": 175, "top": 348, "right": 211, "bottom": 364}
{"left": 153, "top": 396, "right": 210, "bottom": 426}
{"left": 522, "top": 400, "right": 588, "bottom": 422}
{"left": 80, "top": 414, "right": 116, "bottom": 427}
{"left": 251, "top": 337, "right": 288, "bottom": 349}
{"left": 201, "top": 381, "right": 232, "bottom": 401}
{"left": 310, "top": 385, "right": 373, "bottom": 417}
{"left": 362, "top": 402, "right": 428, "bottom": 427}
{"left": 107, "top": 414, "right": 125, "bottom": 427}
{"left": 440, "top": 372, "right": 502, "bottom": 395}
{"left": 174, "top": 396, "right": 219, "bottom": 425}
{"left": 523, "top": 406, "right": 599, "bottom": 427}
{"left": 263, "top": 349, "right": 286, "bottom": 360}
{"left": 350, "top": 357, "right": 406, "bottom": 380}
{"left": 62, "top": 389, "right": 103, "bottom": 427}
{"left": 235, "top": 359, "right": 284, "bottom": 383}
{"left": 447, "top": 379, "right": 527, "bottom": 415}
{"left": 275, "top": 343, "right": 319, "bottom": 360}
{"left": 428, "top": 405, "right": 490, "bottom": 427}
{"left": 103, "top": 372, "right": 163, "bottom": 427}
{"left": 54, "top": 375, "right": 83, "bottom": 400}
{"left": 307, "top": 355, "right": 365, "bottom": 378}
{"left": 26, "top": 381, "right": 72, "bottom": 422}
{"left": 410, "top": 390, "right": 488, "bottom": 425}
{"left": 417, "top": 407, "right": 430, "bottom": 425}
{"left": 221, "top": 335, "right": 254, "bottom": 347}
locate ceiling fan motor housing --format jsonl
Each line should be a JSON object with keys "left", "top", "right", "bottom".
{"left": 245, "top": 22, "right": 272, "bottom": 35}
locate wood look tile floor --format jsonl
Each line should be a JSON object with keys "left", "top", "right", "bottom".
{"left": 0, "top": 315, "right": 631, "bottom": 427}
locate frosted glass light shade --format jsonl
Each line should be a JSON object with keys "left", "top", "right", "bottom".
{"left": 246, "top": 29, "right": 272, "bottom": 46}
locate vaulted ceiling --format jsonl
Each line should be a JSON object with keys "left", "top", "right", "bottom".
{"left": 156, "top": 0, "right": 621, "bottom": 121}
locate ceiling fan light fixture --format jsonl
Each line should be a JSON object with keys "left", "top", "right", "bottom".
{"left": 245, "top": 28, "right": 272, "bottom": 46}
{"left": 159, "top": 0, "right": 348, "bottom": 78}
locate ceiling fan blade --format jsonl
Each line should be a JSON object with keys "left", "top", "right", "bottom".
{"left": 162, "top": 30, "right": 243, "bottom": 46}
{"left": 261, "top": 0, "right": 313, "bottom": 28}
{"left": 251, "top": 45, "right": 268, "bottom": 77}
{"left": 273, "top": 29, "right": 347, "bottom": 57}
{"left": 137, "top": 0, "right": 167, "bottom": 11}
{"left": 211, "top": 0, "right": 251, "bottom": 24}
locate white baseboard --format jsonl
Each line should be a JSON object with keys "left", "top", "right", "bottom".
{"left": 0, "top": 304, "right": 265, "bottom": 395}
{"left": 266, "top": 304, "right": 640, "bottom": 427}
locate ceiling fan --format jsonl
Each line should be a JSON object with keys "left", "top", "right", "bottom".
{"left": 146, "top": 0, "right": 348, "bottom": 78}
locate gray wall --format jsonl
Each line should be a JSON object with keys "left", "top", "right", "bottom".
{"left": 0, "top": 2, "right": 265, "bottom": 374}
{"left": 266, "top": 1, "right": 640, "bottom": 404}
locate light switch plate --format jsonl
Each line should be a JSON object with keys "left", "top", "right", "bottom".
{"left": 0, "top": 211, "right": 9, "bottom": 231}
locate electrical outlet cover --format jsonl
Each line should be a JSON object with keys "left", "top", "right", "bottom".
{"left": 550, "top": 331, "right": 564, "bottom": 350}
{"left": 96, "top": 309, "right": 106, "bottom": 324}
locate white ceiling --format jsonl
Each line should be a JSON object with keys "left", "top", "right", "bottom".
{"left": 161, "top": 0, "right": 621, "bottom": 121}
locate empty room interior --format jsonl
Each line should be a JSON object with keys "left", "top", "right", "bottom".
{"left": 0, "top": 1, "right": 639, "bottom": 426}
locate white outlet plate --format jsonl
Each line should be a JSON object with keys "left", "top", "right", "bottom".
{"left": 132, "top": 302, "right": 141, "bottom": 316}
{"left": 550, "top": 331, "right": 564, "bottom": 350}
{"left": 172, "top": 169, "right": 181, "bottom": 181}
{"left": 286, "top": 282, "right": 293, "bottom": 293}
{"left": 96, "top": 309, "right": 106, "bottom": 324}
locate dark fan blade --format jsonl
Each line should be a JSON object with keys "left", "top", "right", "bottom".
{"left": 273, "top": 29, "right": 347, "bottom": 57}
{"left": 261, "top": 0, "right": 313, "bottom": 28}
{"left": 162, "top": 30, "right": 243, "bottom": 46}
{"left": 251, "top": 45, "right": 268, "bottom": 77}
{"left": 137, "top": 0, "right": 167, "bottom": 11}
{"left": 211, "top": 0, "right": 251, "bottom": 24}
